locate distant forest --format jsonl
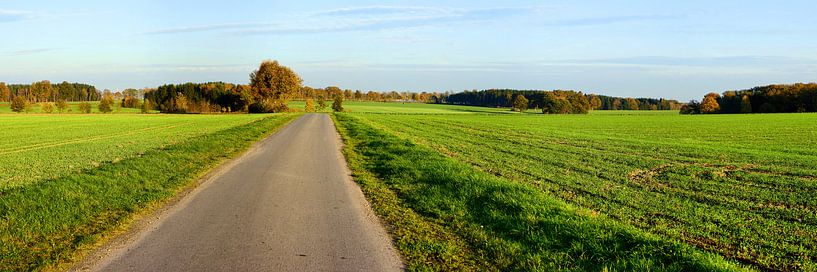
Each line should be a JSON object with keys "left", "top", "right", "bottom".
{"left": 2, "top": 81, "right": 100, "bottom": 102}
{"left": 682, "top": 83, "right": 817, "bottom": 114}
{"left": 446, "top": 89, "right": 683, "bottom": 114}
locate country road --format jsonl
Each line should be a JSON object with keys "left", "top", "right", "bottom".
{"left": 78, "top": 114, "right": 403, "bottom": 271}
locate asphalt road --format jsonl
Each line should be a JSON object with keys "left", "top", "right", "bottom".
{"left": 87, "top": 114, "right": 403, "bottom": 271}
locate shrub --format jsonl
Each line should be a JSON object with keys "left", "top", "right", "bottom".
{"left": 141, "top": 99, "right": 153, "bottom": 113}
{"left": 78, "top": 101, "right": 92, "bottom": 113}
{"left": 41, "top": 102, "right": 54, "bottom": 114}
{"left": 10, "top": 96, "right": 27, "bottom": 113}
{"left": 332, "top": 95, "right": 344, "bottom": 112}
{"left": 56, "top": 99, "right": 68, "bottom": 113}
{"left": 305, "top": 98, "right": 315, "bottom": 112}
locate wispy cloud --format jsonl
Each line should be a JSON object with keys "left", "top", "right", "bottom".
{"left": 544, "top": 14, "right": 679, "bottom": 26}
{"left": 141, "top": 6, "right": 546, "bottom": 36}
{"left": 8, "top": 48, "right": 61, "bottom": 56}
{"left": 0, "top": 10, "right": 33, "bottom": 23}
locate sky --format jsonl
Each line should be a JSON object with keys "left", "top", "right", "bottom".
{"left": 1, "top": 0, "right": 816, "bottom": 100}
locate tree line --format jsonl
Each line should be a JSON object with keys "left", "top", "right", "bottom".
{"left": 445, "top": 89, "right": 682, "bottom": 114}
{"left": 2, "top": 81, "right": 100, "bottom": 102}
{"left": 681, "top": 83, "right": 817, "bottom": 114}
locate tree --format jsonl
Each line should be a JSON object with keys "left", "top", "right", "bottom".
{"left": 99, "top": 92, "right": 114, "bottom": 113}
{"left": 10, "top": 96, "right": 27, "bottom": 113}
{"left": 30, "top": 80, "right": 53, "bottom": 102}
{"left": 249, "top": 60, "right": 302, "bottom": 112}
{"left": 740, "top": 95, "right": 752, "bottom": 113}
{"left": 56, "top": 99, "right": 68, "bottom": 113}
{"left": 680, "top": 100, "right": 701, "bottom": 114}
{"left": 625, "top": 97, "right": 640, "bottom": 110}
{"left": 304, "top": 98, "right": 315, "bottom": 112}
{"left": 317, "top": 96, "right": 327, "bottom": 111}
{"left": 78, "top": 101, "right": 92, "bottom": 113}
{"left": 700, "top": 92, "right": 721, "bottom": 114}
{"left": 589, "top": 95, "right": 602, "bottom": 110}
{"left": 512, "top": 94, "right": 529, "bottom": 112}
{"left": 332, "top": 95, "right": 344, "bottom": 112}
{"left": 0, "top": 82, "right": 9, "bottom": 102}
{"left": 141, "top": 99, "right": 153, "bottom": 113}
{"left": 41, "top": 102, "right": 54, "bottom": 113}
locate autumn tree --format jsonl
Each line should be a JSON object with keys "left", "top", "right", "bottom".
{"left": 0, "top": 82, "right": 9, "bottom": 102}
{"left": 589, "top": 95, "right": 602, "bottom": 110}
{"left": 740, "top": 95, "right": 752, "bottom": 113}
{"left": 41, "top": 102, "right": 54, "bottom": 113}
{"left": 10, "top": 96, "right": 27, "bottom": 113}
{"left": 332, "top": 94, "right": 344, "bottom": 112}
{"left": 78, "top": 101, "right": 92, "bottom": 113}
{"left": 30, "top": 80, "right": 53, "bottom": 102}
{"left": 141, "top": 99, "right": 153, "bottom": 113}
{"left": 625, "top": 97, "right": 640, "bottom": 110}
{"left": 56, "top": 99, "right": 68, "bottom": 113}
{"left": 249, "top": 60, "right": 302, "bottom": 112}
{"left": 317, "top": 96, "right": 327, "bottom": 111}
{"left": 512, "top": 94, "right": 529, "bottom": 112}
{"left": 700, "top": 92, "right": 721, "bottom": 114}
{"left": 99, "top": 91, "right": 114, "bottom": 113}
{"left": 304, "top": 98, "right": 315, "bottom": 112}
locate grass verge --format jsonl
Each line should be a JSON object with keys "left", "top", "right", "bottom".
{"left": 332, "top": 113, "right": 749, "bottom": 271}
{"left": 0, "top": 113, "right": 300, "bottom": 271}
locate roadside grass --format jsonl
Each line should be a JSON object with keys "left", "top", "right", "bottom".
{"left": 0, "top": 113, "right": 300, "bottom": 271}
{"left": 333, "top": 113, "right": 748, "bottom": 271}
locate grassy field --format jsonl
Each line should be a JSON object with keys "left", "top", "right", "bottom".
{"left": 333, "top": 106, "right": 817, "bottom": 271}
{"left": 0, "top": 101, "right": 150, "bottom": 114}
{"left": 0, "top": 114, "right": 273, "bottom": 189}
{"left": 289, "top": 100, "right": 515, "bottom": 114}
{"left": 0, "top": 113, "right": 300, "bottom": 270}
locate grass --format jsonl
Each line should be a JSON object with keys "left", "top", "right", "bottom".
{"left": 289, "top": 100, "right": 516, "bottom": 114}
{"left": 0, "top": 113, "right": 300, "bottom": 271}
{"left": 333, "top": 113, "right": 746, "bottom": 271}
{"left": 0, "top": 101, "right": 152, "bottom": 114}
{"left": 332, "top": 105, "right": 817, "bottom": 271}
{"left": 0, "top": 114, "right": 274, "bottom": 189}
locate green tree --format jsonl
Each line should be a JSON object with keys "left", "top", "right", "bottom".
{"left": 10, "top": 96, "right": 27, "bottom": 113}
{"left": 332, "top": 95, "right": 344, "bottom": 112}
{"left": 740, "top": 95, "right": 752, "bottom": 113}
{"left": 56, "top": 99, "right": 68, "bottom": 113}
{"left": 249, "top": 60, "right": 302, "bottom": 112}
{"left": 512, "top": 94, "right": 529, "bottom": 112}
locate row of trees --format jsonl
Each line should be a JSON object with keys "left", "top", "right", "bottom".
{"left": 682, "top": 83, "right": 817, "bottom": 114}
{"left": 2, "top": 81, "right": 100, "bottom": 102}
{"left": 445, "top": 89, "right": 681, "bottom": 114}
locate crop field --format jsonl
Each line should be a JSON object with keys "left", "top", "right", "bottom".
{"left": 335, "top": 109, "right": 817, "bottom": 271}
{"left": 0, "top": 113, "right": 299, "bottom": 270}
{"left": 0, "top": 114, "right": 273, "bottom": 189}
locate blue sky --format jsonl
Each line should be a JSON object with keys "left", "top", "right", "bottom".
{"left": 1, "top": 0, "right": 815, "bottom": 100}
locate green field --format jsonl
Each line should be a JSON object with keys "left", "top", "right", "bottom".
{"left": 0, "top": 113, "right": 299, "bottom": 270}
{"left": 0, "top": 101, "right": 150, "bottom": 114}
{"left": 334, "top": 107, "right": 817, "bottom": 271}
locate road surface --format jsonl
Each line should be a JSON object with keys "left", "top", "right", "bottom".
{"left": 81, "top": 114, "right": 403, "bottom": 271}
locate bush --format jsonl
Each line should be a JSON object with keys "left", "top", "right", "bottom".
{"left": 332, "top": 95, "right": 344, "bottom": 112}
{"left": 56, "top": 99, "right": 68, "bottom": 113}
{"left": 141, "top": 99, "right": 153, "bottom": 113}
{"left": 41, "top": 102, "right": 54, "bottom": 113}
{"left": 99, "top": 98, "right": 113, "bottom": 113}
{"left": 10, "top": 96, "right": 27, "bottom": 113}
{"left": 305, "top": 98, "right": 315, "bottom": 112}
{"left": 78, "top": 101, "right": 92, "bottom": 113}
{"left": 248, "top": 99, "right": 288, "bottom": 113}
